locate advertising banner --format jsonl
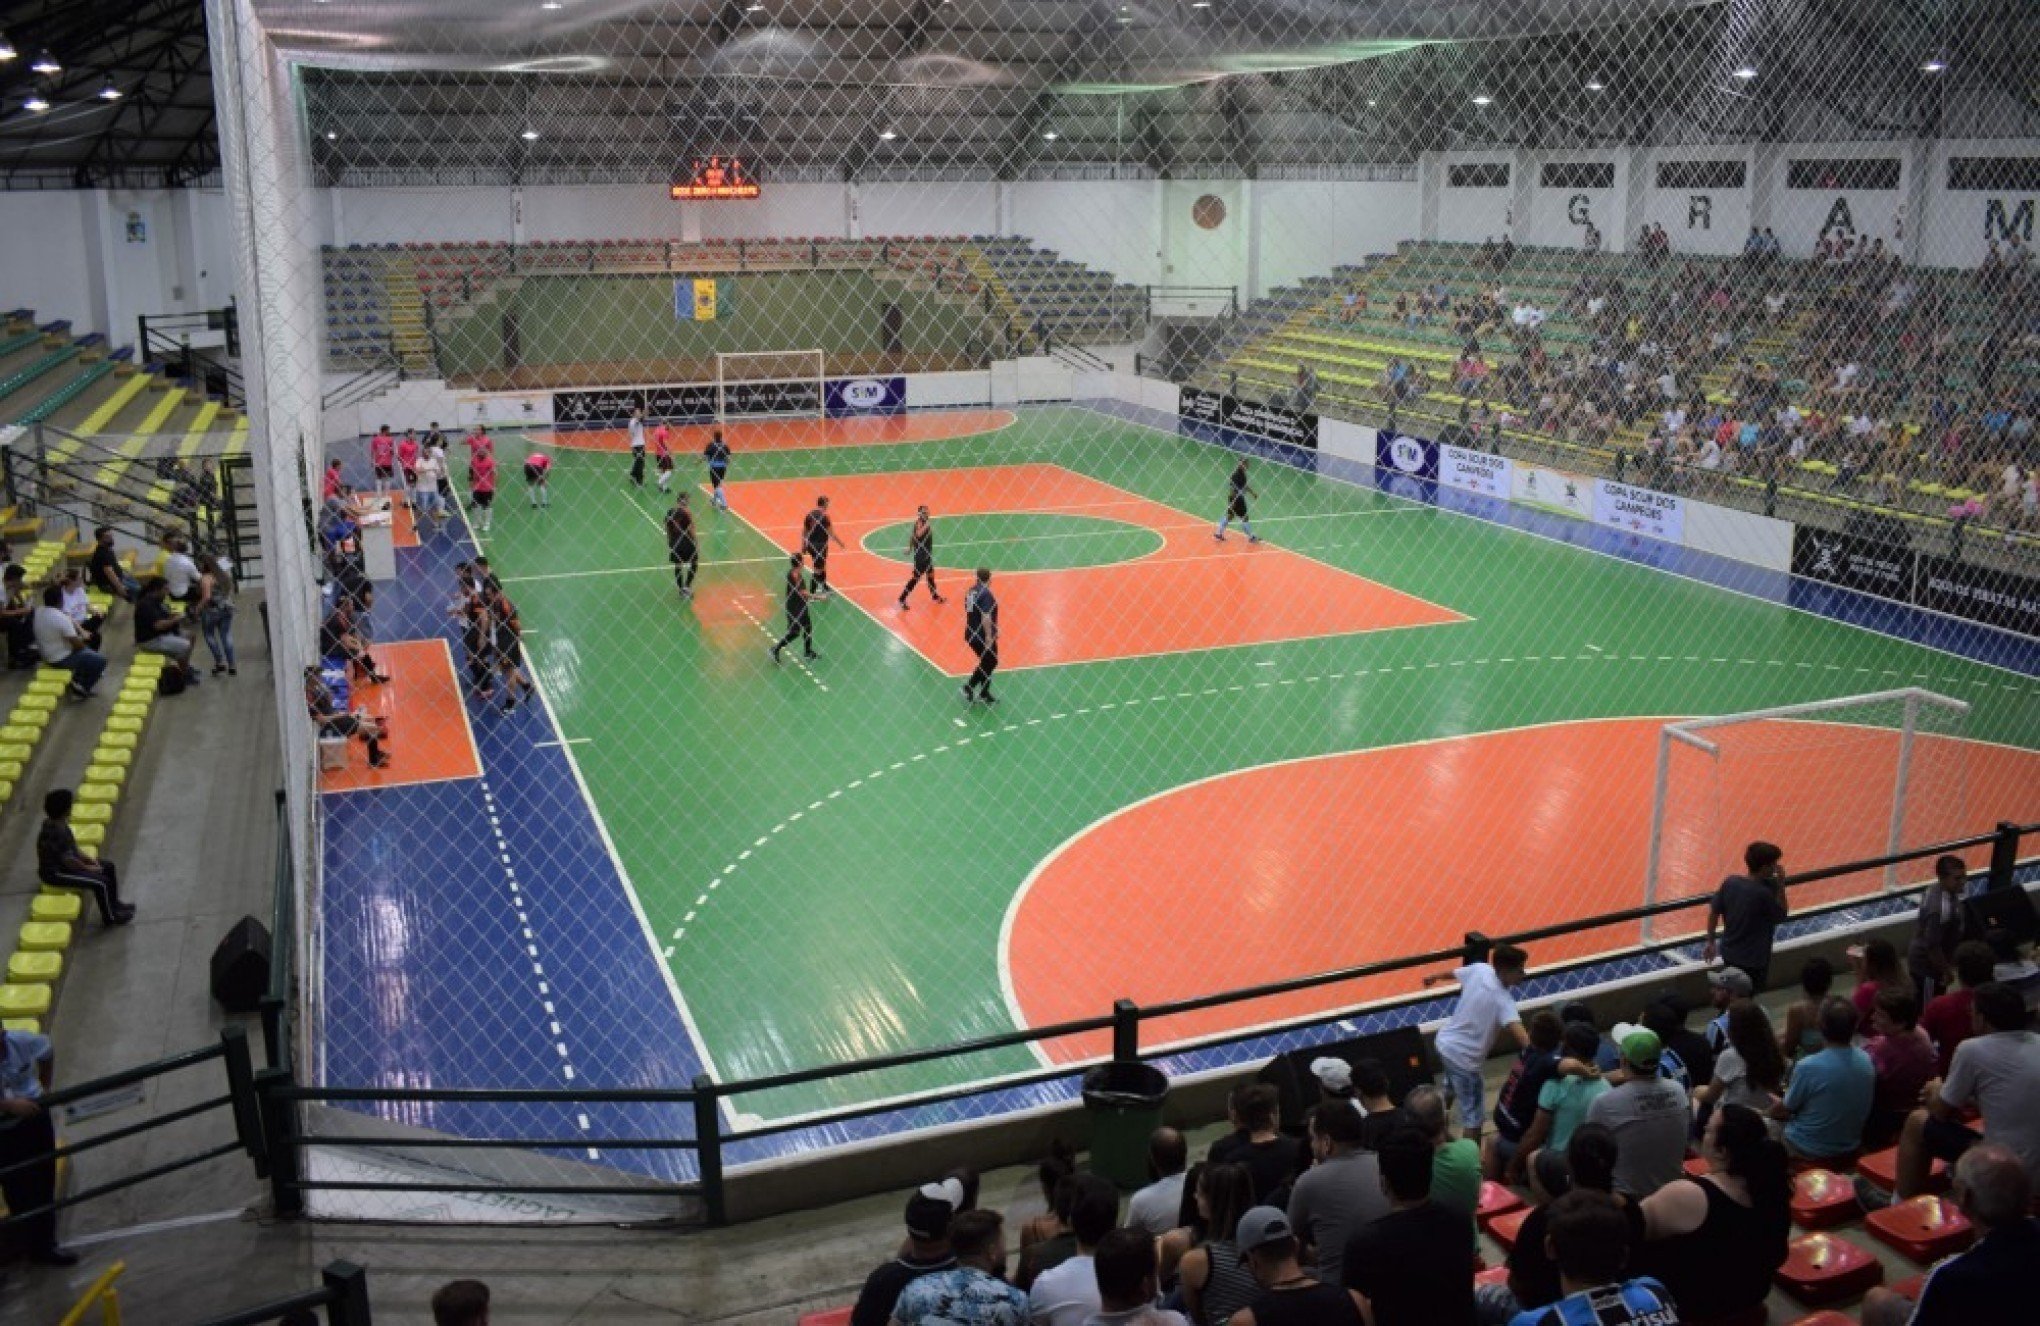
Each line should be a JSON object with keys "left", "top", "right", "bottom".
{"left": 1177, "top": 387, "right": 1318, "bottom": 449}
{"left": 454, "top": 392, "right": 553, "bottom": 430}
{"left": 1178, "top": 385, "right": 1228, "bottom": 428}
{"left": 1510, "top": 463, "right": 1592, "bottom": 519}
{"left": 1916, "top": 557, "right": 2040, "bottom": 638}
{"left": 824, "top": 375, "right": 907, "bottom": 417}
{"left": 556, "top": 381, "right": 826, "bottom": 427}
{"left": 1375, "top": 430, "right": 1440, "bottom": 482}
{"left": 550, "top": 387, "right": 644, "bottom": 430}
{"left": 1592, "top": 479, "right": 1687, "bottom": 545}
{"left": 1790, "top": 527, "right": 1917, "bottom": 600}
{"left": 1440, "top": 443, "right": 1512, "bottom": 498}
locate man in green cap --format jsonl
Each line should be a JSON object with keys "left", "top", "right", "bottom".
{"left": 1582, "top": 1027, "right": 1690, "bottom": 1198}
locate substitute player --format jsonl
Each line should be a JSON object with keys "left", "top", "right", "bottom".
{"left": 802, "top": 495, "right": 846, "bottom": 596}
{"left": 962, "top": 567, "right": 999, "bottom": 704}
{"left": 898, "top": 505, "right": 946, "bottom": 610}
{"left": 397, "top": 429, "right": 421, "bottom": 495}
{"left": 524, "top": 449, "right": 553, "bottom": 508}
{"left": 369, "top": 426, "right": 396, "bottom": 494}
{"left": 704, "top": 427, "right": 732, "bottom": 511}
{"left": 653, "top": 421, "right": 675, "bottom": 492}
{"left": 666, "top": 494, "right": 699, "bottom": 599}
{"left": 1215, "top": 457, "right": 1261, "bottom": 542}
{"left": 627, "top": 408, "right": 647, "bottom": 487}
{"left": 470, "top": 443, "right": 497, "bottom": 533}
{"left": 769, "top": 552, "right": 818, "bottom": 662}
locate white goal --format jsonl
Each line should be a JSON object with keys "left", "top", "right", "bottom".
{"left": 713, "top": 350, "right": 826, "bottom": 424}
{"left": 1643, "top": 689, "right": 1973, "bottom": 939}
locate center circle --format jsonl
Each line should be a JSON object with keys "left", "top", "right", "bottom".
{"left": 860, "top": 512, "right": 1165, "bottom": 573}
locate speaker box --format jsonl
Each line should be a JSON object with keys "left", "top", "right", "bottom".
{"left": 210, "top": 916, "right": 272, "bottom": 1014}
{"left": 1257, "top": 1025, "right": 1433, "bottom": 1135}
{"left": 1966, "top": 886, "right": 2039, "bottom": 946}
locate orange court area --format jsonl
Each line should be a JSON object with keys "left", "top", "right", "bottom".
{"left": 318, "top": 639, "right": 482, "bottom": 793}
{"left": 1004, "top": 719, "right": 2040, "bottom": 1061}
{"left": 731, "top": 462, "right": 1465, "bottom": 675}
{"left": 538, "top": 409, "right": 1015, "bottom": 454}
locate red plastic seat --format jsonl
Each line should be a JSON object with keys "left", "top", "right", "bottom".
{"left": 1889, "top": 1271, "right": 1926, "bottom": 1300}
{"left": 1790, "top": 1168, "right": 1862, "bottom": 1230}
{"left": 1477, "top": 1180, "right": 1527, "bottom": 1233}
{"left": 1785, "top": 1314, "right": 1858, "bottom": 1326}
{"left": 1858, "top": 1145, "right": 1948, "bottom": 1195}
{"left": 1682, "top": 1155, "right": 1710, "bottom": 1179}
{"left": 1789, "top": 1149, "right": 1859, "bottom": 1176}
{"left": 1773, "top": 1232, "right": 1884, "bottom": 1305}
{"left": 1474, "top": 1264, "right": 1510, "bottom": 1289}
{"left": 1487, "top": 1206, "right": 1532, "bottom": 1254}
{"left": 797, "top": 1311, "right": 852, "bottom": 1326}
{"left": 1865, "top": 1194, "right": 1975, "bottom": 1263}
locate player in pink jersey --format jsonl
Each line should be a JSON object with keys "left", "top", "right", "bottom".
{"left": 470, "top": 447, "right": 498, "bottom": 532}
{"left": 368, "top": 427, "right": 396, "bottom": 493}
{"left": 523, "top": 449, "right": 553, "bottom": 509}
{"left": 396, "top": 431, "right": 421, "bottom": 490}
{"left": 653, "top": 423, "right": 674, "bottom": 492}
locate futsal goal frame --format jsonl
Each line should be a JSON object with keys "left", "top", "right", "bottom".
{"left": 713, "top": 349, "right": 827, "bottom": 424}
{"left": 1641, "top": 687, "right": 1971, "bottom": 940}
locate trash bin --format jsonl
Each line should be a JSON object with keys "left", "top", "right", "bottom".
{"left": 1082, "top": 1061, "right": 1169, "bottom": 1190}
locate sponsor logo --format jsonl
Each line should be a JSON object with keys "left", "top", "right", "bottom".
{"left": 1389, "top": 436, "right": 1428, "bottom": 474}
{"left": 841, "top": 378, "right": 889, "bottom": 408}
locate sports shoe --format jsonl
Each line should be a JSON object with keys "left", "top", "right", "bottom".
{"left": 803, "top": 650, "right": 819, "bottom": 660}
{"left": 898, "top": 598, "right": 909, "bottom": 611}
{"left": 368, "top": 751, "right": 392, "bottom": 769}
{"left": 108, "top": 906, "right": 136, "bottom": 927}
{"left": 1213, "top": 531, "right": 1226, "bottom": 541}
{"left": 502, "top": 698, "right": 517, "bottom": 713}
{"left": 960, "top": 685, "right": 975, "bottom": 703}
{"left": 981, "top": 692, "right": 999, "bottom": 705}
{"left": 932, "top": 594, "right": 947, "bottom": 603}
{"left": 29, "top": 1246, "right": 79, "bottom": 1267}
{"left": 1247, "top": 535, "right": 1262, "bottom": 544}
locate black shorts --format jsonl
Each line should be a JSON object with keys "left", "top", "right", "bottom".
{"left": 658, "top": 456, "right": 674, "bottom": 472}
{"left": 402, "top": 467, "right": 418, "bottom": 485}
{"left": 913, "top": 556, "right": 934, "bottom": 574}
{"left": 374, "top": 464, "right": 395, "bottom": 480}
{"left": 473, "top": 491, "right": 494, "bottom": 508}
{"left": 494, "top": 635, "right": 523, "bottom": 667}
{"left": 524, "top": 462, "right": 547, "bottom": 483}
{"left": 671, "top": 541, "right": 698, "bottom": 564}
{"left": 1228, "top": 496, "right": 1248, "bottom": 519}
{"left": 806, "top": 545, "right": 828, "bottom": 567}
{"left": 1921, "top": 1115, "right": 1982, "bottom": 1163}
{"left": 709, "top": 468, "right": 726, "bottom": 488}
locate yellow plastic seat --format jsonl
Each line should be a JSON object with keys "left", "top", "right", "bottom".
{"left": 2, "top": 1017, "right": 40, "bottom": 1034}
{"left": 72, "top": 802, "right": 112, "bottom": 824}
{"left": 14, "top": 691, "right": 57, "bottom": 713}
{"left": 73, "top": 823, "right": 106, "bottom": 850}
{"left": 90, "top": 745, "right": 133, "bottom": 766}
{"left": 30, "top": 894, "right": 81, "bottom": 923}
{"left": 128, "top": 654, "right": 166, "bottom": 673}
{"left": 18, "top": 922, "right": 70, "bottom": 952}
{"left": 0, "top": 760, "right": 21, "bottom": 781}
{"left": 2, "top": 718, "right": 48, "bottom": 739}
{"left": 33, "top": 668, "right": 70, "bottom": 686}
{"left": 118, "top": 681, "right": 154, "bottom": 700}
{"left": 0, "top": 984, "right": 52, "bottom": 1017}
{"left": 83, "top": 762, "right": 126, "bottom": 786}
{"left": 104, "top": 715, "right": 144, "bottom": 735}
{"left": 110, "top": 702, "right": 149, "bottom": 721}
{"left": 0, "top": 742, "right": 32, "bottom": 762}
{"left": 0, "top": 780, "right": 13, "bottom": 805}
{"left": 25, "top": 679, "right": 67, "bottom": 698}
{"left": 76, "top": 783, "right": 118, "bottom": 805}
{"left": 6, "top": 951, "right": 61, "bottom": 984}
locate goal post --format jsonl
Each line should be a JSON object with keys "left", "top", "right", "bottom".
{"left": 713, "top": 350, "right": 826, "bottom": 424}
{"left": 1642, "top": 689, "right": 1973, "bottom": 941}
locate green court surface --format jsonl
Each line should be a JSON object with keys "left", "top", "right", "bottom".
{"left": 476, "top": 406, "right": 2040, "bottom": 1123}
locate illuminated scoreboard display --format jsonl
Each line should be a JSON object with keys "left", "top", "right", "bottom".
{"left": 670, "top": 156, "right": 760, "bottom": 200}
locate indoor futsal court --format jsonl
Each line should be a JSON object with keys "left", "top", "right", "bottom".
{"left": 317, "top": 401, "right": 2040, "bottom": 1173}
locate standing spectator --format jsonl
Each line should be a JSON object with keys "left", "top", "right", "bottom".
{"left": 1507, "top": 1191, "right": 1680, "bottom": 1326}
{"left": 134, "top": 577, "right": 200, "bottom": 685}
{"left": 890, "top": 1208, "right": 1027, "bottom": 1326}
{"left": 1405, "top": 1084, "right": 1482, "bottom": 1222}
{"left": 1703, "top": 842, "right": 1788, "bottom": 989}
{"left": 1921, "top": 941, "right": 1997, "bottom": 1075}
{"left": 32, "top": 585, "right": 105, "bottom": 696}
{"left": 1507, "top": 1021, "right": 1610, "bottom": 1182}
{"left": 1486, "top": 1011, "right": 1565, "bottom": 1180}
{"left": 162, "top": 534, "right": 201, "bottom": 606}
{"left": 1894, "top": 983, "right": 2040, "bottom": 1197}
{"left": 1207, "top": 1084, "right": 1307, "bottom": 1205}
{"left": 1175, "top": 1163, "right": 1259, "bottom": 1326}
{"left": 194, "top": 555, "right": 237, "bottom": 676}
{"left": 0, "top": 564, "right": 35, "bottom": 667}
{"left": 1029, "top": 1176, "right": 1120, "bottom": 1326}
{"left": 1128, "top": 1128, "right": 1189, "bottom": 1240}
{"left": 1585, "top": 1029, "right": 1690, "bottom": 1198}
{"left": 1423, "top": 944, "right": 1532, "bottom": 1140}
{"left": 1864, "top": 986, "right": 1937, "bottom": 1149}
{"left": 1227, "top": 1207, "right": 1366, "bottom": 1326}
{"left": 1692, "top": 1001, "right": 1786, "bottom": 1119}
{"left": 1081, "top": 1227, "right": 1189, "bottom": 1326}
{"left": 1285, "top": 1102, "right": 1388, "bottom": 1288}
{"left": 1771, "top": 998, "right": 1873, "bottom": 1166}
{"left": 431, "top": 1281, "right": 490, "bottom": 1326}
{"left": 852, "top": 1180, "right": 963, "bottom": 1326}
{"left": 1910, "top": 855, "right": 1974, "bottom": 1003}
{"left": 1863, "top": 1144, "right": 2039, "bottom": 1326}
{"left": 38, "top": 788, "right": 134, "bottom": 924}
{"left": 1850, "top": 939, "right": 1905, "bottom": 1023}
{"left": 0, "top": 1027, "right": 77, "bottom": 1266}
{"left": 1632, "top": 1104, "right": 1791, "bottom": 1320}
{"left": 1342, "top": 1128, "right": 1476, "bottom": 1326}
{"left": 1778, "top": 958, "right": 1834, "bottom": 1060}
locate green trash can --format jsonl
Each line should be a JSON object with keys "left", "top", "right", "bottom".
{"left": 1082, "top": 1061, "right": 1169, "bottom": 1190}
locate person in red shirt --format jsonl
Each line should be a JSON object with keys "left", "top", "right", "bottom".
{"left": 369, "top": 427, "right": 396, "bottom": 493}
{"left": 322, "top": 458, "right": 345, "bottom": 503}
{"left": 1921, "top": 942, "right": 1996, "bottom": 1076}
{"left": 1864, "top": 986, "right": 1937, "bottom": 1149}
{"left": 397, "top": 430, "right": 421, "bottom": 491}
{"left": 470, "top": 447, "right": 497, "bottom": 532}
{"left": 523, "top": 449, "right": 552, "bottom": 509}
{"left": 653, "top": 423, "right": 674, "bottom": 493}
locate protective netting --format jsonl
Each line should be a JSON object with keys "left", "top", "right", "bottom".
{"left": 197, "top": 0, "right": 2040, "bottom": 1200}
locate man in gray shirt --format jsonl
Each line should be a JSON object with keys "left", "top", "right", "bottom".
{"left": 1287, "top": 1100, "right": 1389, "bottom": 1287}
{"left": 1584, "top": 1028, "right": 1690, "bottom": 1198}
{"left": 1125, "top": 1126, "right": 1188, "bottom": 1238}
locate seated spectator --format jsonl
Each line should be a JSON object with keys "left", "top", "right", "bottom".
{"left": 1893, "top": 982, "right": 2040, "bottom": 1197}
{"left": 1286, "top": 1101, "right": 1387, "bottom": 1288}
{"left": 1082, "top": 1227, "right": 1187, "bottom": 1326}
{"left": 32, "top": 585, "right": 105, "bottom": 697}
{"left": 1851, "top": 938, "right": 1905, "bottom": 1022}
{"left": 1207, "top": 1085, "right": 1307, "bottom": 1205}
{"left": 1864, "top": 985, "right": 1937, "bottom": 1149}
{"left": 1018, "top": 1140, "right": 1078, "bottom": 1257}
{"left": 133, "top": 577, "right": 200, "bottom": 685}
{"left": 1692, "top": 999, "right": 1785, "bottom": 1121}
{"left": 430, "top": 1280, "right": 489, "bottom": 1326}
{"left": 1310, "top": 1057, "right": 1360, "bottom": 1113}
{"left": 1984, "top": 928, "right": 2040, "bottom": 1009}
{"left": 1921, "top": 941, "right": 1996, "bottom": 1075}
{"left": 321, "top": 592, "right": 390, "bottom": 685}
{"left": 1772, "top": 997, "right": 1873, "bottom": 1165}
{"left": 1562, "top": 1002, "right": 1622, "bottom": 1073}
{"left": 853, "top": 1179, "right": 964, "bottom": 1326}
{"left": 1585, "top": 1029, "right": 1690, "bottom": 1198}
{"left": 1176, "top": 1163, "right": 1259, "bottom": 1326}
{"left": 1633, "top": 1104, "right": 1791, "bottom": 1320}
{"left": 305, "top": 665, "right": 391, "bottom": 770}
{"left": 1342, "top": 1128, "right": 1475, "bottom": 1326}
{"left": 890, "top": 1208, "right": 1026, "bottom": 1326}
{"left": 1227, "top": 1206, "right": 1366, "bottom": 1326}
{"left": 1778, "top": 957, "right": 1834, "bottom": 1060}
{"left": 1509, "top": 1021, "right": 1609, "bottom": 1183}
{"left": 1507, "top": 1190, "right": 1680, "bottom": 1326}
{"left": 1128, "top": 1128, "right": 1189, "bottom": 1240}
{"left": 1404, "top": 1084, "right": 1481, "bottom": 1222}
{"left": 1487, "top": 1124, "right": 1643, "bottom": 1325}
{"left": 57, "top": 569, "right": 102, "bottom": 650}
{"left": 1351, "top": 1058, "right": 1411, "bottom": 1151}
{"left": 1645, "top": 998, "right": 1714, "bottom": 1096}
{"left": 1863, "top": 1143, "right": 2039, "bottom": 1326}
{"left": 1486, "top": 1010, "right": 1565, "bottom": 1180}
{"left": 87, "top": 526, "right": 136, "bottom": 605}
{"left": 1029, "top": 1175, "right": 1121, "bottom": 1326}
{"left": 1703, "top": 967, "right": 1754, "bottom": 1053}
{"left": 0, "top": 564, "right": 34, "bottom": 667}
{"left": 37, "top": 788, "right": 134, "bottom": 925}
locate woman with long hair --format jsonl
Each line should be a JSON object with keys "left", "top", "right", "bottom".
{"left": 1696, "top": 999, "right": 1788, "bottom": 1117}
{"left": 1634, "top": 1103, "right": 1792, "bottom": 1320}
{"left": 1175, "top": 1163, "right": 1260, "bottom": 1326}
{"left": 194, "top": 555, "right": 237, "bottom": 676}
{"left": 1851, "top": 939, "right": 1905, "bottom": 1022}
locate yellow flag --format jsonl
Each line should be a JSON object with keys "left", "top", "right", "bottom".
{"left": 692, "top": 278, "right": 718, "bottom": 322}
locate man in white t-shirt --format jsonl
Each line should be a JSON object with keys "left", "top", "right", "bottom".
{"left": 1029, "top": 1177, "right": 1119, "bottom": 1326}
{"left": 32, "top": 585, "right": 106, "bottom": 696}
{"left": 162, "top": 535, "right": 201, "bottom": 604}
{"left": 1424, "top": 944, "right": 1531, "bottom": 1138}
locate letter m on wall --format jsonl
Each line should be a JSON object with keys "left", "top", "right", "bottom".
{"left": 1986, "top": 198, "right": 2035, "bottom": 242}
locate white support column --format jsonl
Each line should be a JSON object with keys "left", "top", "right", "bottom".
{"left": 1885, "top": 692, "right": 1922, "bottom": 890}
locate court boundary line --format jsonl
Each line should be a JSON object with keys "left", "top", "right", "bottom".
{"left": 1076, "top": 401, "right": 2040, "bottom": 679}
{"left": 316, "top": 638, "right": 484, "bottom": 795}
{"left": 532, "top": 407, "right": 1020, "bottom": 454}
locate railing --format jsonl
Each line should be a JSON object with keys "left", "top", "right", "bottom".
{"left": 1050, "top": 342, "right": 1113, "bottom": 374}
{"left": 0, "top": 431, "right": 219, "bottom": 553}
{"left": 138, "top": 305, "right": 243, "bottom": 410}
{"left": 56, "top": 1262, "right": 126, "bottom": 1326}
{"left": 320, "top": 354, "right": 405, "bottom": 414}
{"left": 192, "top": 1262, "right": 371, "bottom": 1326}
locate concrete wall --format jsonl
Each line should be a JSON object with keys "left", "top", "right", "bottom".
{"left": 0, "top": 188, "right": 234, "bottom": 343}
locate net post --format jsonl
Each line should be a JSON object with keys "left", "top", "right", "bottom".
{"left": 1885, "top": 690, "right": 1922, "bottom": 891}
{"left": 1987, "top": 822, "right": 2021, "bottom": 892}
{"left": 1642, "top": 725, "right": 1675, "bottom": 943}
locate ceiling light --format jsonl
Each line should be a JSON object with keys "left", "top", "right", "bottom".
{"left": 541, "top": 1, "right": 562, "bottom": 8}
{"left": 98, "top": 79, "right": 121, "bottom": 101}
{"left": 1585, "top": 78, "right": 1605, "bottom": 92}
{"left": 1042, "top": 130, "right": 1058, "bottom": 141}
{"left": 878, "top": 130, "right": 898, "bottom": 141}
{"left": 24, "top": 91, "right": 50, "bottom": 113}
{"left": 1191, "top": 1, "right": 1211, "bottom": 7}
{"left": 324, "top": 130, "right": 338, "bottom": 141}
{"left": 520, "top": 128, "right": 540, "bottom": 141}
{"left": 1472, "top": 94, "right": 1493, "bottom": 106}
{"left": 1366, "top": 98, "right": 1378, "bottom": 107}
{"left": 1731, "top": 65, "right": 1758, "bottom": 80}
{"left": 1921, "top": 57, "right": 1947, "bottom": 74}
{"left": 0, "top": 35, "right": 16, "bottom": 63}
{"left": 744, "top": 3, "right": 764, "bottom": 10}
{"left": 30, "top": 50, "right": 60, "bottom": 75}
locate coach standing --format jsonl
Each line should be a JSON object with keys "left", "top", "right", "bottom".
{"left": 1, "top": 1027, "right": 76, "bottom": 1266}
{"left": 962, "top": 567, "right": 999, "bottom": 705}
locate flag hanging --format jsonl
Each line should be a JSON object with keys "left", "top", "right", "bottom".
{"left": 675, "top": 277, "right": 720, "bottom": 321}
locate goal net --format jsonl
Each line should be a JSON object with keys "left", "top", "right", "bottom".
{"left": 1645, "top": 689, "right": 1973, "bottom": 938}
{"left": 714, "top": 350, "right": 826, "bottom": 425}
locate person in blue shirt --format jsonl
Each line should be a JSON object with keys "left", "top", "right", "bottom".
{"left": 1509, "top": 1189, "right": 1682, "bottom": 1326}
{"left": 703, "top": 427, "right": 732, "bottom": 511}
{"left": 961, "top": 568, "right": 999, "bottom": 705}
{"left": 1771, "top": 997, "right": 1873, "bottom": 1163}
{"left": 1, "top": 1028, "right": 76, "bottom": 1266}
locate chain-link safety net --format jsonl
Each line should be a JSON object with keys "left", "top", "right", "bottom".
{"left": 195, "top": 0, "right": 2040, "bottom": 1210}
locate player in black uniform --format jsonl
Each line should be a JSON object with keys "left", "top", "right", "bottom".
{"left": 769, "top": 553, "right": 817, "bottom": 662}
{"left": 1214, "top": 457, "right": 1261, "bottom": 542}
{"left": 703, "top": 428, "right": 731, "bottom": 511}
{"left": 665, "top": 494, "right": 699, "bottom": 599}
{"left": 801, "top": 495, "right": 846, "bottom": 596}
{"left": 961, "top": 567, "right": 999, "bottom": 704}
{"left": 897, "top": 505, "right": 947, "bottom": 610}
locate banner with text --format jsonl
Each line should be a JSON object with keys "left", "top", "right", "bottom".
{"left": 824, "top": 375, "right": 908, "bottom": 418}
{"left": 1178, "top": 387, "right": 1319, "bottom": 450}
{"left": 1511, "top": 463, "right": 1593, "bottom": 520}
{"left": 1790, "top": 527, "right": 1918, "bottom": 601}
{"left": 1375, "top": 431, "right": 1440, "bottom": 482}
{"left": 1440, "top": 443, "right": 1512, "bottom": 498}
{"left": 554, "top": 380, "right": 823, "bottom": 427}
{"left": 1916, "top": 557, "right": 2040, "bottom": 638}
{"left": 454, "top": 392, "right": 554, "bottom": 430}
{"left": 1593, "top": 479, "right": 1687, "bottom": 545}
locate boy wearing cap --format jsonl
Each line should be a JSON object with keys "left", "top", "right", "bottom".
{"left": 1584, "top": 1030, "right": 1690, "bottom": 1198}
{"left": 850, "top": 1180, "right": 962, "bottom": 1326}
{"left": 1227, "top": 1206, "right": 1367, "bottom": 1326}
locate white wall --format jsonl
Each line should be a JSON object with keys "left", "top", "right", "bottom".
{"left": 1759, "top": 140, "right": 1919, "bottom": 259}
{"left": 694, "top": 181, "right": 845, "bottom": 240}
{"left": 1255, "top": 180, "right": 1418, "bottom": 292}
{"left": 1638, "top": 146, "right": 1755, "bottom": 256}
{"left": 328, "top": 187, "right": 516, "bottom": 245}
{"left": 1918, "top": 139, "right": 2040, "bottom": 269}
{"left": 1008, "top": 179, "right": 1161, "bottom": 287}
{"left": 1426, "top": 151, "right": 1516, "bottom": 244}
{"left": 0, "top": 192, "right": 94, "bottom": 331}
{"left": 0, "top": 188, "right": 234, "bottom": 344}
{"left": 520, "top": 185, "right": 689, "bottom": 242}
{"left": 1523, "top": 152, "right": 1626, "bottom": 251}
{"left": 855, "top": 180, "right": 998, "bottom": 238}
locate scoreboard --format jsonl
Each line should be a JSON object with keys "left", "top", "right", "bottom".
{"left": 670, "top": 156, "right": 760, "bottom": 200}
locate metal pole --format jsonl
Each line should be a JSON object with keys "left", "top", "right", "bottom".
{"left": 1642, "top": 727, "right": 1675, "bottom": 943}
{"left": 1986, "top": 821, "right": 2019, "bottom": 893}
{"left": 323, "top": 1261, "right": 373, "bottom": 1326}
{"left": 1885, "top": 692, "right": 1920, "bottom": 891}
{"left": 220, "top": 1025, "right": 269, "bottom": 1180}
{"left": 691, "top": 1075, "right": 725, "bottom": 1226}
{"left": 256, "top": 1067, "right": 304, "bottom": 1218}
{"left": 1112, "top": 999, "right": 1140, "bottom": 1064}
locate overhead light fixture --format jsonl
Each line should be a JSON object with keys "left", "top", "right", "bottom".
{"left": 1921, "top": 57, "right": 1947, "bottom": 74}
{"left": 541, "top": 1, "right": 562, "bottom": 8}
{"left": 520, "top": 128, "right": 540, "bottom": 141}
{"left": 1191, "top": 1, "right": 1211, "bottom": 7}
{"left": 1366, "top": 98, "right": 1378, "bottom": 107}
{"left": 1472, "top": 94, "right": 1494, "bottom": 106}
{"left": 324, "top": 130, "right": 338, "bottom": 141}
{"left": 98, "top": 78, "right": 121, "bottom": 101}
{"left": 30, "top": 50, "right": 60, "bottom": 75}
{"left": 744, "top": 3, "right": 764, "bottom": 10}
{"left": 1042, "top": 130, "right": 1058, "bottom": 141}
{"left": 878, "top": 129, "right": 898, "bottom": 141}
{"left": 1584, "top": 78, "right": 1606, "bottom": 92}
{"left": 24, "top": 90, "right": 50, "bottom": 113}
{"left": 0, "top": 35, "right": 16, "bottom": 63}
{"left": 1731, "top": 65, "right": 1758, "bottom": 80}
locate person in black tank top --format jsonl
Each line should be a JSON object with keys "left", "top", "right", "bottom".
{"left": 898, "top": 505, "right": 946, "bottom": 609}
{"left": 770, "top": 553, "right": 817, "bottom": 662}
{"left": 1226, "top": 1207, "right": 1365, "bottom": 1326}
